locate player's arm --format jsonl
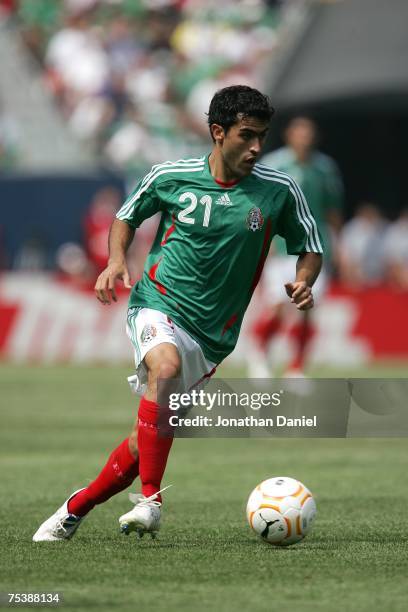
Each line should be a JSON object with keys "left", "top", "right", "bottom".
{"left": 95, "top": 167, "right": 163, "bottom": 305}
{"left": 95, "top": 219, "right": 134, "bottom": 304}
{"left": 285, "top": 252, "right": 322, "bottom": 310}
{"left": 277, "top": 181, "right": 324, "bottom": 311}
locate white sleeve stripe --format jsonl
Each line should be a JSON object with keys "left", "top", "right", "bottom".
{"left": 256, "top": 171, "right": 317, "bottom": 252}
{"left": 253, "top": 167, "right": 323, "bottom": 253}
{"left": 256, "top": 164, "right": 323, "bottom": 252}
{"left": 148, "top": 156, "right": 205, "bottom": 173}
{"left": 117, "top": 162, "right": 204, "bottom": 219}
{"left": 118, "top": 160, "right": 205, "bottom": 218}
{"left": 254, "top": 165, "right": 319, "bottom": 252}
{"left": 252, "top": 168, "right": 322, "bottom": 253}
{"left": 138, "top": 157, "right": 206, "bottom": 190}
{"left": 116, "top": 165, "right": 204, "bottom": 220}
{"left": 253, "top": 168, "right": 316, "bottom": 250}
{"left": 118, "top": 158, "right": 205, "bottom": 219}
{"left": 264, "top": 167, "right": 323, "bottom": 252}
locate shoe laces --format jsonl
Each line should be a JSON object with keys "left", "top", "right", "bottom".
{"left": 129, "top": 485, "right": 172, "bottom": 508}
{"left": 54, "top": 514, "right": 80, "bottom": 536}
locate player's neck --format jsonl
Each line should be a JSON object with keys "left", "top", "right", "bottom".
{"left": 208, "top": 151, "right": 240, "bottom": 184}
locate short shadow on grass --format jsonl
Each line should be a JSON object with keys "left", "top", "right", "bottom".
{"left": 75, "top": 530, "right": 321, "bottom": 552}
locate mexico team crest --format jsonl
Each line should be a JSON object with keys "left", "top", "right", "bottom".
{"left": 246, "top": 207, "right": 264, "bottom": 232}
{"left": 140, "top": 324, "right": 157, "bottom": 345}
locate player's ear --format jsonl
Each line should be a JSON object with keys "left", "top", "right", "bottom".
{"left": 211, "top": 123, "right": 225, "bottom": 144}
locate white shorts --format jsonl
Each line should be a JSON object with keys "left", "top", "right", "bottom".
{"left": 263, "top": 256, "right": 327, "bottom": 304}
{"left": 126, "top": 307, "right": 217, "bottom": 396}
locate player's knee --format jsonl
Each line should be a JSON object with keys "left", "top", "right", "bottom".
{"left": 146, "top": 361, "right": 180, "bottom": 400}
{"left": 145, "top": 350, "right": 181, "bottom": 401}
{"left": 145, "top": 344, "right": 181, "bottom": 382}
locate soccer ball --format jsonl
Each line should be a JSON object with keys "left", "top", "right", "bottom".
{"left": 246, "top": 476, "right": 316, "bottom": 546}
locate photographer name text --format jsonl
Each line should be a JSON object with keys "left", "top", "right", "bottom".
{"left": 168, "top": 415, "right": 318, "bottom": 428}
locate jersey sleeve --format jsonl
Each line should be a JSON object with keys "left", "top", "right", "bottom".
{"left": 116, "top": 170, "right": 162, "bottom": 228}
{"left": 277, "top": 183, "right": 324, "bottom": 255}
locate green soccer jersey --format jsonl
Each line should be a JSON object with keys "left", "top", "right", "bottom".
{"left": 117, "top": 156, "right": 322, "bottom": 364}
{"left": 262, "top": 147, "right": 344, "bottom": 258}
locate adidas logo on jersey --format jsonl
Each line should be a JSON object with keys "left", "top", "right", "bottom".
{"left": 216, "top": 193, "right": 232, "bottom": 206}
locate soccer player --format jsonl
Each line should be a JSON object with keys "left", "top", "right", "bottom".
{"left": 247, "top": 117, "right": 343, "bottom": 379}
{"left": 33, "top": 86, "right": 322, "bottom": 542}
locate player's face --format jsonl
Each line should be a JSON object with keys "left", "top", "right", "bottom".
{"left": 217, "top": 115, "right": 269, "bottom": 179}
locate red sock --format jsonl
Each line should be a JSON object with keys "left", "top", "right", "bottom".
{"left": 68, "top": 438, "right": 139, "bottom": 517}
{"left": 252, "top": 313, "right": 282, "bottom": 351}
{"left": 288, "top": 315, "right": 314, "bottom": 371}
{"left": 137, "top": 397, "right": 173, "bottom": 503}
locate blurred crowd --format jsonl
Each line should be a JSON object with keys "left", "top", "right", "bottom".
{"left": 1, "top": 0, "right": 282, "bottom": 174}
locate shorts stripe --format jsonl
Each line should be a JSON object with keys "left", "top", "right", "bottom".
{"left": 127, "top": 309, "right": 141, "bottom": 363}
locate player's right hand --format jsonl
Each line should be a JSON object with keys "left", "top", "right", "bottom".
{"left": 94, "top": 261, "right": 132, "bottom": 305}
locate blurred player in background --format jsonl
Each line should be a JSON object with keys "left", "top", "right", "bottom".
{"left": 247, "top": 117, "right": 344, "bottom": 378}
{"left": 33, "top": 86, "right": 322, "bottom": 543}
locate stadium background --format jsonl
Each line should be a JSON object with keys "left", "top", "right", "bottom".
{"left": 1, "top": 1, "right": 407, "bottom": 611}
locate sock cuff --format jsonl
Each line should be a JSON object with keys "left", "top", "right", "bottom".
{"left": 138, "top": 397, "right": 159, "bottom": 425}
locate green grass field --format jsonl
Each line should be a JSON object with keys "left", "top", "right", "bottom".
{"left": 1, "top": 363, "right": 408, "bottom": 612}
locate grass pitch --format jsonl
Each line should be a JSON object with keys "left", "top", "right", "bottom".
{"left": 1, "top": 364, "right": 408, "bottom": 612}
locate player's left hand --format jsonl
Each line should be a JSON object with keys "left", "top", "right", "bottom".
{"left": 284, "top": 281, "right": 314, "bottom": 310}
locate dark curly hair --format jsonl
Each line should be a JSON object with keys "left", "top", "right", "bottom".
{"left": 207, "top": 85, "right": 275, "bottom": 141}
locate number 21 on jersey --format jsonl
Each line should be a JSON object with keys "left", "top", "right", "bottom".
{"left": 178, "top": 192, "right": 212, "bottom": 227}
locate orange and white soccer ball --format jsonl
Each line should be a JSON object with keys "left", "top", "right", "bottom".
{"left": 246, "top": 476, "right": 316, "bottom": 546}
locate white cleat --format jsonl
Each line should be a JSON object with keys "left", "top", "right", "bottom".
{"left": 32, "top": 489, "right": 85, "bottom": 542}
{"left": 119, "top": 485, "right": 171, "bottom": 539}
